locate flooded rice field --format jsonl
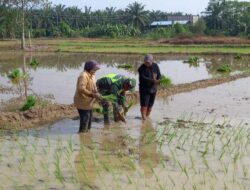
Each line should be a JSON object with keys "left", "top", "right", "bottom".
{"left": 1, "top": 52, "right": 250, "bottom": 189}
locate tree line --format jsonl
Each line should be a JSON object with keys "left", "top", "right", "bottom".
{"left": 0, "top": 0, "right": 249, "bottom": 43}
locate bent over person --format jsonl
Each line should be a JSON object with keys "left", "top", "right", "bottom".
{"left": 96, "top": 74, "right": 136, "bottom": 124}
{"left": 138, "top": 54, "right": 161, "bottom": 120}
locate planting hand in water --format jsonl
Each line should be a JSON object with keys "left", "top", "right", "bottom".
{"left": 96, "top": 74, "right": 136, "bottom": 124}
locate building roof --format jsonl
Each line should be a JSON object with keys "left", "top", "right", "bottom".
{"left": 150, "top": 20, "right": 189, "bottom": 26}
{"left": 150, "top": 21, "right": 172, "bottom": 26}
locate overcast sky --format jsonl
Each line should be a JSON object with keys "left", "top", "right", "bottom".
{"left": 51, "top": 0, "right": 211, "bottom": 14}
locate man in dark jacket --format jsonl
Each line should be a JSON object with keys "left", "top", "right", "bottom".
{"left": 138, "top": 54, "right": 161, "bottom": 120}
{"left": 96, "top": 74, "right": 136, "bottom": 124}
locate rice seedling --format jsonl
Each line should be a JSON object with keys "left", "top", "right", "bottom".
{"left": 7, "top": 68, "right": 23, "bottom": 80}
{"left": 183, "top": 56, "right": 200, "bottom": 67}
{"left": 242, "top": 165, "right": 248, "bottom": 178}
{"left": 21, "top": 95, "right": 36, "bottom": 111}
{"left": 217, "top": 64, "right": 232, "bottom": 73}
{"left": 116, "top": 63, "right": 133, "bottom": 69}
{"left": 30, "top": 58, "right": 40, "bottom": 67}
{"left": 234, "top": 54, "right": 242, "bottom": 60}
{"left": 168, "top": 175, "right": 175, "bottom": 187}
{"left": 54, "top": 151, "right": 65, "bottom": 185}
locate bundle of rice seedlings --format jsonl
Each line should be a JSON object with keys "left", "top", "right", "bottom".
{"left": 160, "top": 75, "right": 172, "bottom": 87}
{"left": 117, "top": 64, "right": 133, "bottom": 69}
{"left": 217, "top": 64, "right": 232, "bottom": 73}
{"left": 184, "top": 56, "right": 199, "bottom": 64}
{"left": 21, "top": 95, "right": 36, "bottom": 111}
{"left": 30, "top": 59, "right": 40, "bottom": 67}
{"left": 101, "top": 94, "right": 117, "bottom": 102}
{"left": 7, "top": 68, "right": 22, "bottom": 79}
{"left": 234, "top": 54, "right": 242, "bottom": 60}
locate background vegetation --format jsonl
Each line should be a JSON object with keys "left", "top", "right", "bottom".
{"left": 0, "top": 0, "right": 249, "bottom": 41}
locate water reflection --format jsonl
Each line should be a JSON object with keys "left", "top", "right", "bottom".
{"left": 75, "top": 126, "right": 136, "bottom": 189}
{"left": 139, "top": 120, "right": 160, "bottom": 178}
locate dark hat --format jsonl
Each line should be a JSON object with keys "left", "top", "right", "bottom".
{"left": 144, "top": 54, "right": 154, "bottom": 63}
{"left": 84, "top": 60, "right": 100, "bottom": 72}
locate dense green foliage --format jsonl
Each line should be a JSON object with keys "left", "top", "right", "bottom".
{"left": 0, "top": 0, "right": 249, "bottom": 40}
{"left": 204, "top": 0, "right": 250, "bottom": 36}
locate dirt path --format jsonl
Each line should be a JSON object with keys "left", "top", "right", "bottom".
{"left": 1, "top": 73, "right": 250, "bottom": 129}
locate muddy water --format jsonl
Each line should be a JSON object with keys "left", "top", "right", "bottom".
{"left": 1, "top": 52, "right": 250, "bottom": 104}
{"left": 1, "top": 52, "right": 250, "bottom": 189}
{"left": 1, "top": 117, "right": 250, "bottom": 189}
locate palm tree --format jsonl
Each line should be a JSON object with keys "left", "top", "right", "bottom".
{"left": 54, "top": 4, "right": 66, "bottom": 25}
{"left": 125, "top": 2, "right": 149, "bottom": 28}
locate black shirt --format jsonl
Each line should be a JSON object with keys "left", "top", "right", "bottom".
{"left": 138, "top": 63, "right": 161, "bottom": 94}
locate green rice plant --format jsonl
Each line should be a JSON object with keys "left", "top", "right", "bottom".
{"left": 168, "top": 175, "right": 175, "bottom": 187}
{"left": 242, "top": 165, "right": 248, "bottom": 178}
{"left": 54, "top": 152, "right": 65, "bottom": 184}
{"left": 7, "top": 68, "right": 23, "bottom": 80}
{"left": 93, "top": 106, "right": 103, "bottom": 114}
{"left": 234, "top": 54, "right": 242, "bottom": 60}
{"left": 21, "top": 95, "right": 36, "bottom": 111}
{"left": 30, "top": 58, "right": 40, "bottom": 67}
{"left": 184, "top": 56, "right": 200, "bottom": 67}
{"left": 217, "top": 64, "right": 232, "bottom": 73}
{"left": 102, "top": 94, "right": 117, "bottom": 102}
{"left": 160, "top": 75, "right": 172, "bottom": 87}
{"left": 116, "top": 63, "right": 133, "bottom": 69}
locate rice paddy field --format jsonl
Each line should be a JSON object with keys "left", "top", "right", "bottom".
{"left": 1, "top": 40, "right": 250, "bottom": 189}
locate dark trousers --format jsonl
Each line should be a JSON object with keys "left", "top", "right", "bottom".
{"left": 140, "top": 92, "right": 156, "bottom": 108}
{"left": 102, "top": 101, "right": 120, "bottom": 124}
{"left": 77, "top": 109, "right": 92, "bottom": 133}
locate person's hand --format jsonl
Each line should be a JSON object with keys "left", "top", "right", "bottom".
{"left": 124, "top": 106, "right": 129, "bottom": 114}
{"left": 153, "top": 79, "right": 160, "bottom": 85}
{"left": 92, "top": 93, "right": 101, "bottom": 99}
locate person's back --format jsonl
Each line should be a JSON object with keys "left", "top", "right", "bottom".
{"left": 96, "top": 74, "right": 125, "bottom": 95}
{"left": 96, "top": 73, "right": 136, "bottom": 124}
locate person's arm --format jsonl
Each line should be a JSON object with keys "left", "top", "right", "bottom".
{"left": 156, "top": 64, "right": 161, "bottom": 80}
{"left": 138, "top": 67, "right": 153, "bottom": 82}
